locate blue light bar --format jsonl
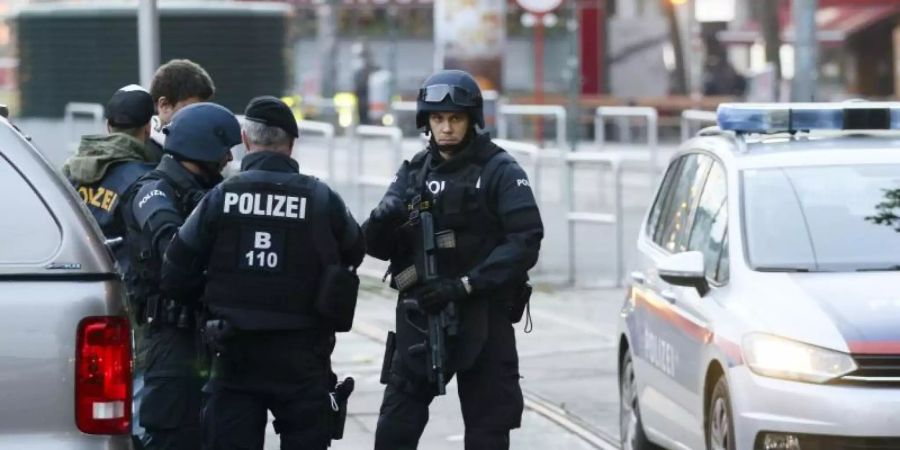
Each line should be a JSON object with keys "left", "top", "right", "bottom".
{"left": 717, "top": 102, "right": 900, "bottom": 133}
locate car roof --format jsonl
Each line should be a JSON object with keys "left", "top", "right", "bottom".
{"left": 690, "top": 130, "right": 900, "bottom": 170}
{"left": 0, "top": 117, "right": 115, "bottom": 276}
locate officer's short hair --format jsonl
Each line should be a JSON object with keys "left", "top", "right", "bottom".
{"left": 150, "top": 59, "right": 215, "bottom": 105}
{"left": 242, "top": 119, "right": 293, "bottom": 149}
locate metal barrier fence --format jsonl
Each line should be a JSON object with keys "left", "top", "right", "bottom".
{"left": 64, "top": 102, "right": 105, "bottom": 150}
{"left": 680, "top": 110, "right": 718, "bottom": 142}
{"left": 353, "top": 124, "right": 404, "bottom": 216}
{"left": 390, "top": 100, "right": 416, "bottom": 114}
{"left": 296, "top": 120, "right": 336, "bottom": 182}
{"left": 594, "top": 106, "right": 659, "bottom": 168}
{"left": 497, "top": 103, "right": 568, "bottom": 151}
{"left": 565, "top": 152, "right": 624, "bottom": 287}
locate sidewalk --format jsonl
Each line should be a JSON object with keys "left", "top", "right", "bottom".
{"left": 264, "top": 278, "right": 627, "bottom": 449}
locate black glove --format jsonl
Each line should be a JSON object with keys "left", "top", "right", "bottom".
{"left": 371, "top": 196, "right": 408, "bottom": 229}
{"left": 418, "top": 278, "right": 468, "bottom": 314}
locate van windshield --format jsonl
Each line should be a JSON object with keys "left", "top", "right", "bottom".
{"left": 742, "top": 164, "right": 900, "bottom": 272}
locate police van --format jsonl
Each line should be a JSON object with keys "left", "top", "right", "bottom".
{"left": 0, "top": 115, "right": 132, "bottom": 448}
{"left": 618, "top": 103, "right": 900, "bottom": 450}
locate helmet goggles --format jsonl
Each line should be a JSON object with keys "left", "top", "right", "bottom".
{"left": 418, "top": 84, "right": 481, "bottom": 107}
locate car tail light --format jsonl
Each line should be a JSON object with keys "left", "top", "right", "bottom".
{"left": 75, "top": 316, "right": 131, "bottom": 434}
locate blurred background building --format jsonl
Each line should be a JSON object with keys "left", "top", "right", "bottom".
{"left": 0, "top": 0, "right": 898, "bottom": 123}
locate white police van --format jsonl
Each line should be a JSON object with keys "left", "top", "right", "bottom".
{"left": 618, "top": 103, "right": 900, "bottom": 450}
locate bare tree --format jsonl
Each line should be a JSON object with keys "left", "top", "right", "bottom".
{"left": 759, "top": 0, "right": 782, "bottom": 99}
{"left": 662, "top": 0, "right": 687, "bottom": 95}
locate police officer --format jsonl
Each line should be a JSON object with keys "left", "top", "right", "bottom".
{"left": 122, "top": 102, "right": 240, "bottom": 450}
{"left": 63, "top": 84, "right": 157, "bottom": 272}
{"left": 159, "top": 96, "right": 365, "bottom": 450}
{"left": 366, "top": 70, "right": 544, "bottom": 450}
{"left": 147, "top": 59, "right": 216, "bottom": 159}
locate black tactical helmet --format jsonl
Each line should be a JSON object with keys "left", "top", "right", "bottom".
{"left": 163, "top": 102, "right": 241, "bottom": 163}
{"left": 416, "top": 70, "right": 484, "bottom": 129}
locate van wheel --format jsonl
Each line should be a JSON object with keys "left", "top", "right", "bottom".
{"left": 706, "top": 376, "right": 736, "bottom": 450}
{"left": 620, "top": 351, "right": 661, "bottom": 450}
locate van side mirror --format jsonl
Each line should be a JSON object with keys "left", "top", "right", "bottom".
{"left": 658, "top": 251, "right": 710, "bottom": 296}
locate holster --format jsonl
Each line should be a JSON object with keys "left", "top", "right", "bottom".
{"left": 329, "top": 377, "right": 355, "bottom": 440}
{"left": 509, "top": 282, "right": 533, "bottom": 324}
{"left": 143, "top": 294, "right": 161, "bottom": 326}
{"left": 315, "top": 265, "right": 360, "bottom": 332}
{"left": 204, "top": 319, "right": 236, "bottom": 354}
{"left": 380, "top": 331, "right": 396, "bottom": 385}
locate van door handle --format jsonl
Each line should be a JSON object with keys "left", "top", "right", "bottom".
{"left": 630, "top": 271, "right": 647, "bottom": 285}
{"left": 661, "top": 291, "right": 677, "bottom": 304}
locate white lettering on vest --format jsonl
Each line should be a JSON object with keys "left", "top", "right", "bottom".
{"left": 224, "top": 192, "right": 308, "bottom": 219}
{"left": 223, "top": 192, "right": 239, "bottom": 213}
{"left": 254, "top": 231, "right": 272, "bottom": 249}
{"left": 273, "top": 195, "right": 286, "bottom": 217}
{"left": 252, "top": 194, "right": 266, "bottom": 216}
{"left": 286, "top": 196, "right": 298, "bottom": 218}
{"left": 426, "top": 180, "right": 446, "bottom": 195}
{"left": 238, "top": 193, "right": 253, "bottom": 214}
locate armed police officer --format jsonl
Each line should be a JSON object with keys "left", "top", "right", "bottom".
{"left": 160, "top": 96, "right": 365, "bottom": 450}
{"left": 365, "top": 69, "right": 544, "bottom": 450}
{"left": 122, "top": 102, "right": 240, "bottom": 450}
{"left": 63, "top": 84, "right": 158, "bottom": 272}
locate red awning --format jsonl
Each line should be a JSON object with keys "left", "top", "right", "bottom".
{"left": 718, "top": 5, "right": 900, "bottom": 46}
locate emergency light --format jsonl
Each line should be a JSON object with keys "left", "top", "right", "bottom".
{"left": 716, "top": 103, "right": 900, "bottom": 134}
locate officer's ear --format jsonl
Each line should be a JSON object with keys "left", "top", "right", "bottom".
{"left": 240, "top": 129, "right": 251, "bottom": 149}
{"left": 140, "top": 122, "right": 152, "bottom": 143}
{"left": 156, "top": 97, "right": 174, "bottom": 121}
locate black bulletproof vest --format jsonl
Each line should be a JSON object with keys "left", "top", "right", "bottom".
{"left": 392, "top": 142, "right": 513, "bottom": 373}
{"left": 122, "top": 169, "right": 194, "bottom": 312}
{"left": 393, "top": 146, "right": 506, "bottom": 283}
{"left": 203, "top": 170, "right": 328, "bottom": 331}
{"left": 73, "top": 161, "right": 154, "bottom": 239}
{"left": 73, "top": 161, "right": 154, "bottom": 271}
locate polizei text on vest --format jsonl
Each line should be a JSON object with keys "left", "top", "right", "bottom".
{"left": 223, "top": 192, "right": 308, "bottom": 219}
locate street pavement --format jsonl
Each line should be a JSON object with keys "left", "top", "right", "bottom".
{"left": 264, "top": 278, "right": 628, "bottom": 449}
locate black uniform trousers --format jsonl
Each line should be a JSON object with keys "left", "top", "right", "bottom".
{"left": 203, "top": 331, "right": 334, "bottom": 450}
{"left": 374, "top": 304, "right": 524, "bottom": 450}
{"left": 137, "top": 325, "right": 205, "bottom": 450}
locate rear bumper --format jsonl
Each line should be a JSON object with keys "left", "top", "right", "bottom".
{"left": 0, "top": 433, "right": 132, "bottom": 449}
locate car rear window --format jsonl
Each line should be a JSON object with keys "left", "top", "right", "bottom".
{"left": 0, "top": 154, "right": 62, "bottom": 264}
{"left": 742, "top": 164, "right": 900, "bottom": 272}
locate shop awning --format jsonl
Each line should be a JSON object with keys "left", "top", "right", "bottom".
{"left": 718, "top": 5, "right": 900, "bottom": 46}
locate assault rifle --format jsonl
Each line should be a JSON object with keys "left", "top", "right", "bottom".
{"left": 403, "top": 195, "right": 459, "bottom": 395}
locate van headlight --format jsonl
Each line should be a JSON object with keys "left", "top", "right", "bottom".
{"left": 742, "top": 333, "right": 857, "bottom": 383}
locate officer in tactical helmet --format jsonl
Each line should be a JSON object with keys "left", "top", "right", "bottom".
{"left": 160, "top": 96, "right": 365, "bottom": 450}
{"left": 63, "top": 84, "right": 158, "bottom": 273}
{"left": 122, "top": 102, "right": 240, "bottom": 450}
{"left": 365, "top": 69, "right": 544, "bottom": 450}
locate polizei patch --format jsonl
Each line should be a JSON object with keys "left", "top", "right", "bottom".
{"left": 223, "top": 192, "right": 308, "bottom": 219}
